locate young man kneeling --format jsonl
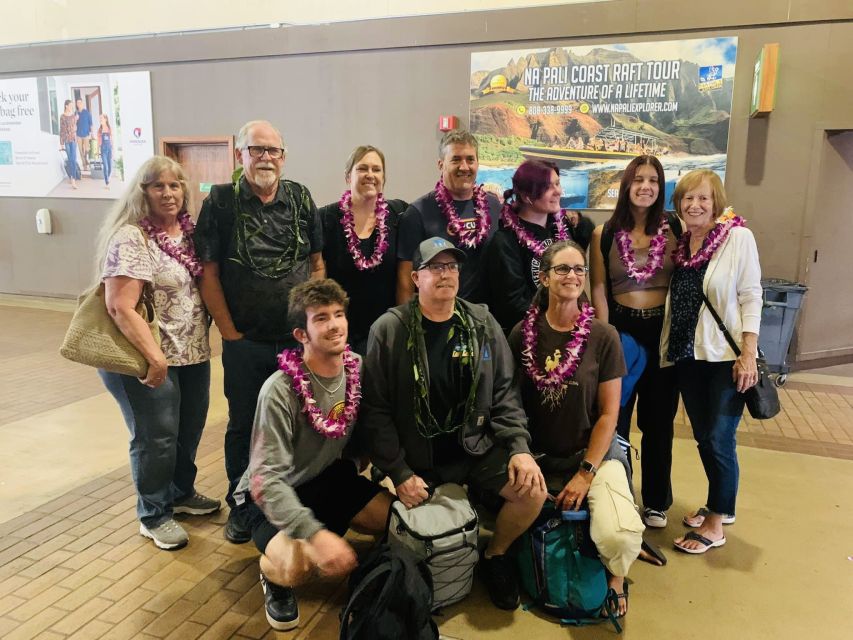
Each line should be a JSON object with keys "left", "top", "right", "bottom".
{"left": 231, "top": 279, "right": 392, "bottom": 631}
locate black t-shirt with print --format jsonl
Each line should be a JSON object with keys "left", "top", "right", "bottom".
{"left": 397, "top": 191, "right": 500, "bottom": 303}
{"left": 422, "top": 315, "right": 471, "bottom": 465}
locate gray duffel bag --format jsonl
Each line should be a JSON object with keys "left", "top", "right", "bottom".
{"left": 388, "top": 483, "right": 479, "bottom": 610}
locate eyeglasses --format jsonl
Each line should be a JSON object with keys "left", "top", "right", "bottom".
{"left": 420, "top": 262, "right": 461, "bottom": 274}
{"left": 246, "top": 146, "right": 285, "bottom": 159}
{"left": 548, "top": 264, "right": 588, "bottom": 276}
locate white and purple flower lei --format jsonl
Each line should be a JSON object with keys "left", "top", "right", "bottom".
{"left": 277, "top": 346, "right": 361, "bottom": 439}
{"left": 434, "top": 179, "right": 491, "bottom": 248}
{"left": 338, "top": 190, "right": 390, "bottom": 271}
{"left": 139, "top": 211, "right": 203, "bottom": 276}
{"left": 500, "top": 204, "right": 569, "bottom": 257}
{"left": 615, "top": 216, "right": 670, "bottom": 284}
{"left": 673, "top": 208, "right": 745, "bottom": 269}
{"left": 521, "top": 302, "right": 595, "bottom": 406}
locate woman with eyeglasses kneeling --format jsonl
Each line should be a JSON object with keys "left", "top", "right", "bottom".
{"left": 318, "top": 146, "right": 407, "bottom": 355}
{"left": 508, "top": 240, "right": 644, "bottom": 619}
{"left": 96, "top": 156, "right": 220, "bottom": 551}
{"left": 662, "top": 170, "right": 762, "bottom": 554}
{"left": 484, "top": 160, "right": 574, "bottom": 334}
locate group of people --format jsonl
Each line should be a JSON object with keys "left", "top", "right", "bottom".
{"left": 92, "top": 120, "right": 762, "bottom": 632}
{"left": 59, "top": 97, "right": 114, "bottom": 189}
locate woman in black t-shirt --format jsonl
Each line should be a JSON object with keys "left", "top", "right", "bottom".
{"left": 319, "top": 146, "right": 407, "bottom": 354}
{"left": 508, "top": 240, "right": 642, "bottom": 618}
{"left": 484, "top": 160, "right": 571, "bottom": 333}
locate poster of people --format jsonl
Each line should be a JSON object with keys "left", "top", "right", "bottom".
{"left": 470, "top": 37, "right": 738, "bottom": 209}
{"left": 0, "top": 71, "right": 153, "bottom": 199}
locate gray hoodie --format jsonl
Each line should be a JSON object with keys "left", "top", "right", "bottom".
{"left": 361, "top": 298, "right": 531, "bottom": 486}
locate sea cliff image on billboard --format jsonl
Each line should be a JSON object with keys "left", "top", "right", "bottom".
{"left": 470, "top": 37, "right": 738, "bottom": 209}
{"left": 0, "top": 71, "right": 153, "bottom": 199}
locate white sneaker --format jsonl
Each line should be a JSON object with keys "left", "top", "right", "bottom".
{"left": 140, "top": 518, "right": 189, "bottom": 550}
{"left": 642, "top": 508, "right": 668, "bottom": 528}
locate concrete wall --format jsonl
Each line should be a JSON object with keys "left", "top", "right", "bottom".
{"left": 1, "top": 3, "right": 851, "bottom": 345}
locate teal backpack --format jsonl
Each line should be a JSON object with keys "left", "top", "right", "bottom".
{"left": 516, "top": 505, "right": 622, "bottom": 632}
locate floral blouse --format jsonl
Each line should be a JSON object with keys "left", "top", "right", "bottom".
{"left": 59, "top": 113, "right": 77, "bottom": 145}
{"left": 102, "top": 224, "right": 210, "bottom": 366}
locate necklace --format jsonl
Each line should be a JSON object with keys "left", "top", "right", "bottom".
{"left": 500, "top": 204, "right": 569, "bottom": 256}
{"left": 138, "top": 211, "right": 203, "bottom": 276}
{"left": 277, "top": 347, "right": 361, "bottom": 439}
{"left": 521, "top": 301, "right": 595, "bottom": 407}
{"left": 673, "top": 208, "right": 744, "bottom": 269}
{"left": 614, "top": 216, "right": 669, "bottom": 284}
{"left": 433, "top": 179, "right": 491, "bottom": 248}
{"left": 306, "top": 365, "right": 345, "bottom": 395}
{"left": 338, "top": 190, "right": 390, "bottom": 270}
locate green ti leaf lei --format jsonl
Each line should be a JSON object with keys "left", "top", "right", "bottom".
{"left": 229, "top": 166, "right": 309, "bottom": 280}
{"left": 406, "top": 299, "right": 480, "bottom": 439}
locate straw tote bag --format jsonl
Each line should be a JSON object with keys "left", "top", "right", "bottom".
{"left": 60, "top": 281, "right": 161, "bottom": 377}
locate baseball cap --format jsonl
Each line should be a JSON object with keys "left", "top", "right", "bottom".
{"left": 412, "top": 237, "right": 466, "bottom": 270}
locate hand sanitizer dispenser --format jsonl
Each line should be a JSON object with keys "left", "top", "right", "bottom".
{"left": 36, "top": 208, "right": 52, "bottom": 234}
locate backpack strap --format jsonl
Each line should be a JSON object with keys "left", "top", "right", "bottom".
{"left": 339, "top": 562, "right": 393, "bottom": 640}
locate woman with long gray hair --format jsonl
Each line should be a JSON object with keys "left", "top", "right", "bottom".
{"left": 95, "top": 155, "right": 219, "bottom": 551}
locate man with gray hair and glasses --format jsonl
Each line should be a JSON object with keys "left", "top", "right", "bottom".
{"left": 195, "top": 120, "right": 325, "bottom": 544}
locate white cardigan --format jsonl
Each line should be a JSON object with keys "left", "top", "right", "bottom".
{"left": 660, "top": 226, "right": 762, "bottom": 366}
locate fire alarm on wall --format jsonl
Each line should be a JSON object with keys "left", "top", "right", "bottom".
{"left": 438, "top": 115, "right": 459, "bottom": 132}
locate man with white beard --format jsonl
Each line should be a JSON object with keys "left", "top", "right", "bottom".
{"left": 195, "top": 120, "right": 325, "bottom": 544}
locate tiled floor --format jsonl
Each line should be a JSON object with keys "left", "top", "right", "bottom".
{"left": 1, "top": 302, "right": 852, "bottom": 639}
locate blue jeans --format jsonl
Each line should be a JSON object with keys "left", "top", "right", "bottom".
{"left": 99, "top": 361, "right": 210, "bottom": 527}
{"left": 675, "top": 359, "right": 744, "bottom": 515}
{"left": 64, "top": 141, "right": 81, "bottom": 180}
{"left": 101, "top": 143, "right": 112, "bottom": 184}
{"left": 222, "top": 337, "right": 294, "bottom": 505}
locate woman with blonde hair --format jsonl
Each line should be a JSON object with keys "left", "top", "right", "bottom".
{"left": 96, "top": 155, "right": 219, "bottom": 551}
{"left": 661, "top": 169, "right": 762, "bottom": 554}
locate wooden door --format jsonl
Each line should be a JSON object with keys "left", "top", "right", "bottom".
{"left": 160, "top": 137, "right": 234, "bottom": 218}
{"left": 796, "top": 130, "right": 853, "bottom": 363}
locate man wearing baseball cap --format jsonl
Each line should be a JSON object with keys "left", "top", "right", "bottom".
{"left": 361, "top": 236, "right": 546, "bottom": 611}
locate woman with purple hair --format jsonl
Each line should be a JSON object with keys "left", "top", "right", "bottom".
{"left": 484, "top": 160, "right": 572, "bottom": 333}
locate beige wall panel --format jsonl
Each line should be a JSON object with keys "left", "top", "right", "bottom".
{"left": 635, "top": 0, "right": 790, "bottom": 32}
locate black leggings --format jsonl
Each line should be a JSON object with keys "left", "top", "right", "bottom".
{"left": 611, "top": 305, "right": 678, "bottom": 512}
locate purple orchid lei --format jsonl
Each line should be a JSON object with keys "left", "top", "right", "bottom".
{"left": 434, "top": 179, "right": 491, "bottom": 248}
{"left": 139, "top": 211, "right": 203, "bottom": 276}
{"left": 673, "top": 208, "right": 745, "bottom": 269}
{"left": 521, "top": 301, "right": 595, "bottom": 406}
{"left": 615, "top": 216, "right": 670, "bottom": 284}
{"left": 277, "top": 346, "right": 361, "bottom": 439}
{"left": 500, "top": 203, "right": 569, "bottom": 257}
{"left": 338, "top": 190, "right": 390, "bottom": 271}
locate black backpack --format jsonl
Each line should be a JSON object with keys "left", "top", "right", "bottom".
{"left": 339, "top": 543, "right": 439, "bottom": 640}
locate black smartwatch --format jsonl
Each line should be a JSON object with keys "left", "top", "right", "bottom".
{"left": 579, "top": 459, "right": 598, "bottom": 476}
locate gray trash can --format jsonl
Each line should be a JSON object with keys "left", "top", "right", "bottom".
{"left": 758, "top": 278, "right": 808, "bottom": 386}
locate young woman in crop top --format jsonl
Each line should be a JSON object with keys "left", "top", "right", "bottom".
{"left": 589, "top": 154, "right": 680, "bottom": 531}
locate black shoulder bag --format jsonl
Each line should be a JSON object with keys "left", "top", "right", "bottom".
{"left": 700, "top": 292, "right": 780, "bottom": 420}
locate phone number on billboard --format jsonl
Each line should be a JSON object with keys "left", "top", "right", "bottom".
{"left": 526, "top": 105, "right": 575, "bottom": 115}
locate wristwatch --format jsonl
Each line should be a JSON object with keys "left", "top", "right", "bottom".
{"left": 579, "top": 459, "right": 598, "bottom": 476}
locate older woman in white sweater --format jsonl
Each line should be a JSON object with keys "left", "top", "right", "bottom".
{"left": 660, "top": 169, "right": 762, "bottom": 555}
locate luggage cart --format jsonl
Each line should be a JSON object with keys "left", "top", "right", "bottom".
{"left": 758, "top": 279, "right": 808, "bottom": 387}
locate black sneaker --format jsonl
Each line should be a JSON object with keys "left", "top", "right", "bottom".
{"left": 224, "top": 508, "right": 251, "bottom": 544}
{"left": 260, "top": 573, "right": 299, "bottom": 631}
{"left": 480, "top": 553, "right": 520, "bottom": 610}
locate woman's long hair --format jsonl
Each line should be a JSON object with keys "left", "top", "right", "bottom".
{"left": 92, "top": 155, "right": 189, "bottom": 283}
{"left": 606, "top": 154, "right": 666, "bottom": 235}
{"left": 530, "top": 239, "right": 587, "bottom": 312}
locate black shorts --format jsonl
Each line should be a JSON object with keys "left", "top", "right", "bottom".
{"left": 239, "top": 458, "right": 382, "bottom": 554}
